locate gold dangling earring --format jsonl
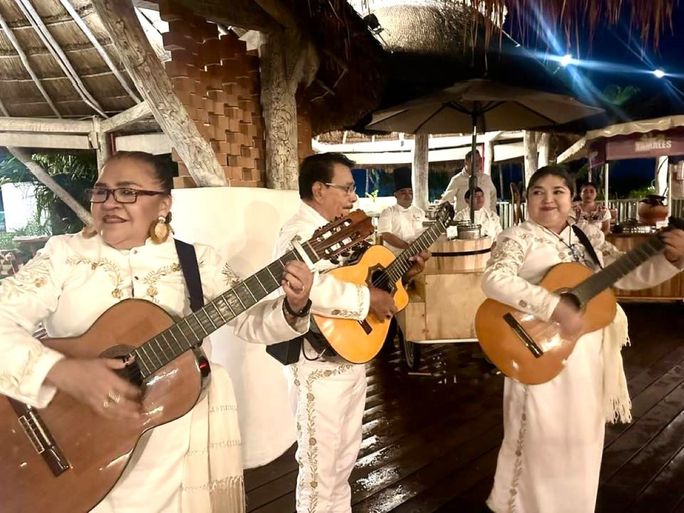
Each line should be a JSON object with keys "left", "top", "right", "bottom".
{"left": 149, "top": 215, "right": 172, "bottom": 244}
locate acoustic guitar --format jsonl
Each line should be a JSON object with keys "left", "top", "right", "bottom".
{"left": 312, "top": 203, "right": 454, "bottom": 363}
{"left": 0, "top": 211, "right": 372, "bottom": 513}
{"left": 475, "top": 218, "right": 683, "bottom": 385}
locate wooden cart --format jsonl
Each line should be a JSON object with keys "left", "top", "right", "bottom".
{"left": 395, "top": 236, "right": 493, "bottom": 369}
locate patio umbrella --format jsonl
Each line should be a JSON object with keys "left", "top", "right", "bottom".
{"left": 367, "top": 79, "right": 603, "bottom": 222}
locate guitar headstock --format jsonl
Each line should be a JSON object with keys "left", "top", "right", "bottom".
{"left": 434, "top": 202, "right": 455, "bottom": 228}
{"left": 308, "top": 210, "right": 374, "bottom": 262}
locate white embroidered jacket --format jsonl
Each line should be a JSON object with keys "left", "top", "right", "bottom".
{"left": 377, "top": 203, "right": 426, "bottom": 254}
{"left": 452, "top": 207, "right": 503, "bottom": 239}
{"left": 482, "top": 221, "right": 682, "bottom": 322}
{"left": 275, "top": 203, "right": 370, "bottom": 322}
{"left": 0, "top": 233, "right": 308, "bottom": 408}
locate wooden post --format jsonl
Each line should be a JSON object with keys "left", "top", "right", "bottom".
{"left": 259, "top": 29, "right": 318, "bottom": 189}
{"left": 538, "top": 132, "right": 550, "bottom": 168}
{"left": 523, "top": 130, "right": 539, "bottom": 187}
{"left": 412, "top": 133, "right": 429, "bottom": 210}
{"left": 90, "top": 0, "right": 226, "bottom": 186}
{"left": 6, "top": 147, "right": 93, "bottom": 225}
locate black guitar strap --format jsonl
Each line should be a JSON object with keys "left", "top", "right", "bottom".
{"left": 174, "top": 239, "right": 205, "bottom": 312}
{"left": 571, "top": 225, "right": 603, "bottom": 269}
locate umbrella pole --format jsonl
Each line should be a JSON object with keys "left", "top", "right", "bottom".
{"left": 469, "top": 118, "right": 478, "bottom": 224}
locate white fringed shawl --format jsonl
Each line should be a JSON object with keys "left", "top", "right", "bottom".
{"left": 602, "top": 304, "right": 632, "bottom": 424}
{"left": 181, "top": 366, "right": 246, "bottom": 513}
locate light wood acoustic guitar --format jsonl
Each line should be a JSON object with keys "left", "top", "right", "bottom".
{"left": 476, "top": 218, "right": 683, "bottom": 385}
{"left": 312, "top": 203, "right": 454, "bottom": 363}
{"left": 0, "top": 211, "right": 372, "bottom": 513}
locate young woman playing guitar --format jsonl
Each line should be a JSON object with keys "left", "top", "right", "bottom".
{"left": 481, "top": 166, "right": 684, "bottom": 513}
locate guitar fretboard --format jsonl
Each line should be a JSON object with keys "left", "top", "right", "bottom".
{"left": 572, "top": 236, "right": 666, "bottom": 305}
{"left": 130, "top": 248, "right": 307, "bottom": 379}
{"left": 376, "top": 217, "right": 449, "bottom": 287}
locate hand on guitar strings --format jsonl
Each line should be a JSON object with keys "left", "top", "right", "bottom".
{"left": 45, "top": 357, "right": 142, "bottom": 420}
{"left": 403, "top": 250, "right": 431, "bottom": 283}
{"left": 661, "top": 228, "right": 684, "bottom": 267}
{"left": 550, "top": 295, "right": 583, "bottom": 339}
{"left": 369, "top": 287, "right": 397, "bottom": 321}
{"left": 281, "top": 261, "right": 314, "bottom": 313}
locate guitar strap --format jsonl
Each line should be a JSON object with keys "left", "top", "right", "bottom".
{"left": 174, "top": 239, "right": 205, "bottom": 312}
{"left": 571, "top": 225, "right": 603, "bottom": 269}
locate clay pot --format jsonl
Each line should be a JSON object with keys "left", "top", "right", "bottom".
{"left": 637, "top": 195, "right": 668, "bottom": 225}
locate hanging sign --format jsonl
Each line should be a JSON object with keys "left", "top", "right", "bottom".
{"left": 605, "top": 131, "right": 684, "bottom": 160}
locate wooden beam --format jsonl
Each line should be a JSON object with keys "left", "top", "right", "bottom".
{"left": 15, "top": 0, "right": 107, "bottom": 117}
{"left": 0, "top": 10, "right": 61, "bottom": 117}
{"left": 91, "top": 0, "right": 226, "bottom": 186}
{"left": 58, "top": 0, "right": 142, "bottom": 104}
{"left": 254, "top": 0, "right": 297, "bottom": 29}
{"left": 100, "top": 101, "right": 151, "bottom": 132}
{"left": 0, "top": 117, "right": 93, "bottom": 133}
{"left": 170, "top": 0, "right": 280, "bottom": 32}
{"left": 0, "top": 132, "right": 92, "bottom": 149}
{"left": 6, "top": 146, "right": 93, "bottom": 225}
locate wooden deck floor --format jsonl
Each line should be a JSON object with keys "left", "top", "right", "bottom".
{"left": 245, "top": 302, "right": 684, "bottom": 513}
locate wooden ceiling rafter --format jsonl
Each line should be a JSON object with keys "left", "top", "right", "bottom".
{"left": 0, "top": 8, "right": 62, "bottom": 117}
{"left": 58, "top": 0, "right": 142, "bottom": 104}
{"left": 13, "top": 0, "right": 108, "bottom": 117}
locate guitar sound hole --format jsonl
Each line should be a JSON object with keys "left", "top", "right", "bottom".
{"left": 371, "top": 269, "right": 393, "bottom": 293}
{"left": 559, "top": 291, "right": 581, "bottom": 310}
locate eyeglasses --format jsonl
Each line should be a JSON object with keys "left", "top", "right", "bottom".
{"left": 86, "top": 187, "right": 168, "bottom": 204}
{"left": 323, "top": 182, "right": 357, "bottom": 194}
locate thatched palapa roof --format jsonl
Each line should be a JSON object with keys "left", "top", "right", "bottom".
{"left": 0, "top": 0, "right": 149, "bottom": 120}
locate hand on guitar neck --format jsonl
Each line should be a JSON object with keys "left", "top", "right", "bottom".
{"left": 661, "top": 228, "right": 684, "bottom": 267}
{"left": 46, "top": 357, "right": 142, "bottom": 420}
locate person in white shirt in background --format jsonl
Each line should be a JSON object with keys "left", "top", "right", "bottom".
{"left": 377, "top": 166, "right": 427, "bottom": 255}
{"left": 440, "top": 149, "right": 498, "bottom": 212}
{"left": 451, "top": 187, "right": 503, "bottom": 239}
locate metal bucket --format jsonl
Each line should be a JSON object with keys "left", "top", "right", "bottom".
{"left": 456, "top": 222, "right": 481, "bottom": 240}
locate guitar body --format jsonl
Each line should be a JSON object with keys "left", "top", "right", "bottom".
{"left": 475, "top": 262, "right": 617, "bottom": 384}
{"left": 0, "top": 299, "right": 209, "bottom": 513}
{"left": 313, "top": 245, "right": 409, "bottom": 363}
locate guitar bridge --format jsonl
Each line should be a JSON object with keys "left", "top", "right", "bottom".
{"left": 358, "top": 319, "right": 372, "bottom": 335}
{"left": 503, "top": 313, "right": 544, "bottom": 358}
{"left": 8, "top": 398, "right": 70, "bottom": 476}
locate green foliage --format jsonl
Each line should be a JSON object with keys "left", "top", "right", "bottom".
{"left": 602, "top": 85, "right": 640, "bottom": 106}
{"left": 0, "top": 152, "right": 97, "bottom": 235}
{"left": 627, "top": 185, "right": 657, "bottom": 199}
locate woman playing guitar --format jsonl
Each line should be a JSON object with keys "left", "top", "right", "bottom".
{"left": 481, "top": 166, "right": 684, "bottom": 513}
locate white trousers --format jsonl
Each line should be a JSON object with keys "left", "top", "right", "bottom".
{"left": 287, "top": 359, "right": 366, "bottom": 513}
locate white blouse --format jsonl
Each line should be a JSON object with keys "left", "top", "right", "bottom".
{"left": 0, "top": 233, "right": 307, "bottom": 408}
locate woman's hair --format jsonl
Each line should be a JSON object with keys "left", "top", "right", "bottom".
{"left": 526, "top": 165, "right": 575, "bottom": 197}
{"left": 104, "top": 151, "right": 174, "bottom": 192}
{"left": 580, "top": 181, "right": 598, "bottom": 193}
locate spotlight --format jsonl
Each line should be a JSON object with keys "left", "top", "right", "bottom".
{"left": 653, "top": 68, "right": 665, "bottom": 78}
{"left": 560, "top": 54, "right": 573, "bottom": 67}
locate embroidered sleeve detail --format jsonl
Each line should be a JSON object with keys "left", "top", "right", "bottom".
{"left": 486, "top": 238, "right": 526, "bottom": 277}
{"left": 0, "top": 251, "right": 52, "bottom": 300}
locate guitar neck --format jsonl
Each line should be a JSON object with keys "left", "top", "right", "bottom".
{"left": 131, "top": 247, "right": 309, "bottom": 379}
{"left": 572, "top": 235, "right": 666, "bottom": 305}
{"left": 384, "top": 218, "right": 448, "bottom": 284}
